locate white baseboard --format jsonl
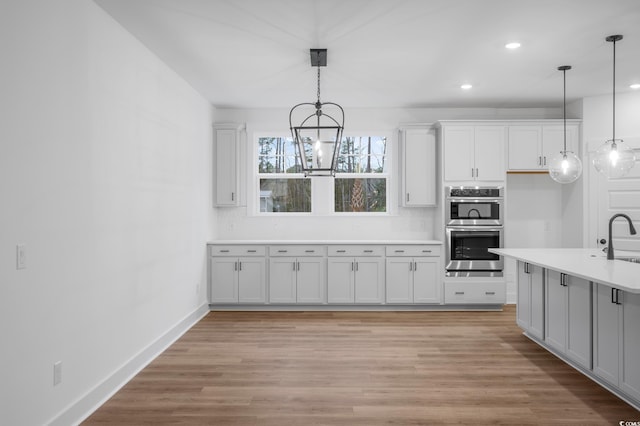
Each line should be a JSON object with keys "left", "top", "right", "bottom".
{"left": 48, "top": 303, "right": 210, "bottom": 426}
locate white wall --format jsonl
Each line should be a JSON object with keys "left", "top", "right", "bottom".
{"left": 213, "top": 107, "right": 561, "bottom": 241}
{"left": 0, "top": 1, "right": 213, "bottom": 424}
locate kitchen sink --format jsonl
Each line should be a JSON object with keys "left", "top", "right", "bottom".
{"left": 616, "top": 256, "right": 640, "bottom": 263}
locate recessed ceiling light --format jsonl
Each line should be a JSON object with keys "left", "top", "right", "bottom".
{"left": 460, "top": 84, "right": 473, "bottom": 90}
{"left": 631, "top": 83, "right": 640, "bottom": 90}
{"left": 505, "top": 42, "right": 521, "bottom": 49}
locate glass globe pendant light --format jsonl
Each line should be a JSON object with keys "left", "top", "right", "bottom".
{"left": 549, "top": 65, "right": 583, "bottom": 184}
{"left": 593, "top": 35, "right": 637, "bottom": 178}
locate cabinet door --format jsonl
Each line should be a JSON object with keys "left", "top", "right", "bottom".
{"left": 545, "top": 270, "right": 567, "bottom": 353}
{"left": 413, "top": 258, "right": 440, "bottom": 304}
{"left": 621, "top": 291, "right": 640, "bottom": 401}
{"left": 542, "top": 125, "right": 578, "bottom": 167}
{"left": 215, "top": 128, "right": 239, "bottom": 206}
{"left": 402, "top": 128, "right": 436, "bottom": 206}
{"left": 443, "top": 126, "right": 475, "bottom": 181}
{"left": 474, "top": 126, "right": 505, "bottom": 181}
{"left": 354, "top": 257, "right": 384, "bottom": 304}
{"left": 297, "top": 258, "right": 325, "bottom": 304}
{"left": 529, "top": 265, "right": 545, "bottom": 340}
{"left": 327, "top": 258, "right": 355, "bottom": 303}
{"left": 516, "top": 262, "right": 531, "bottom": 331}
{"left": 210, "top": 257, "right": 238, "bottom": 303}
{"left": 566, "top": 275, "right": 591, "bottom": 369}
{"left": 593, "top": 283, "right": 620, "bottom": 386}
{"left": 237, "top": 257, "right": 265, "bottom": 303}
{"left": 269, "top": 257, "right": 297, "bottom": 303}
{"left": 508, "top": 126, "right": 542, "bottom": 170}
{"left": 386, "top": 258, "right": 413, "bottom": 303}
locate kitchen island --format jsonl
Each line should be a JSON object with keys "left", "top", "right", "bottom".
{"left": 491, "top": 248, "right": 640, "bottom": 410}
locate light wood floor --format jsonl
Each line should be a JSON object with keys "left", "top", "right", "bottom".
{"left": 84, "top": 306, "right": 638, "bottom": 425}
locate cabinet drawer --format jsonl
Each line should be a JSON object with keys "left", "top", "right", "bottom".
{"left": 269, "top": 245, "right": 325, "bottom": 257}
{"left": 328, "top": 245, "right": 384, "bottom": 256}
{"left": 209, "top": 245, "right": 266, "bottom": 256}
{"left": 385, "top": 245, "right": 441, "bottom": 257}
{"left": 444, "top": 282, "right": 505, "bottom": 304}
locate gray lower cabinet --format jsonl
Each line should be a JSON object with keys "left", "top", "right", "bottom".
{"left": 593, "top": 283, "right": 640, "bottom": 401}
{"left": 544, "top": 270, "right": 591, "bottom": 369}
{"left": 516, "top": 261, "right": 544, "bottom": 340}
{"left": 209, "top": 256, "right": 266, "bottom": 303}
{"left": 269, "top": 257, "right": 325, "bottom": 304}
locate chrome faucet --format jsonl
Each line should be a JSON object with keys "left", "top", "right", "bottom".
{"left": 607, "top": 213, "right": 637, "bottom": 260}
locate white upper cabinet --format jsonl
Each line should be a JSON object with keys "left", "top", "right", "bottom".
{"left": 441, "top": 124, "right": 505, "bottom": 182}
{"left": 214, "top": 124, "right": 245, "bottom": 207}
{"left": 400, "top": 126, "right": 436, "bottom": 206}
{"left": 508, "top": 123, "right": 579, "bottom": 171}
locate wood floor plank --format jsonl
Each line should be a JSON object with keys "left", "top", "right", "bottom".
{"left": 83, "top": 306, "right": 639, "bottom": 425}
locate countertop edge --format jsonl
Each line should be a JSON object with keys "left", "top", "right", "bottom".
{"left": 208, "top": 240, "right": 443, "bottom": 245}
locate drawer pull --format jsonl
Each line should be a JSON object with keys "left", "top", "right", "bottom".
{"left": 364, "top": 250, "right": 374, "bottom": 253}
{"left": 247, "top": 250, "right": 257, "bottom": 253}
{"left": 220, "top": 250, "right": 230, "bottom": 253}
{"left": 337, "top": 250, "right": 346, "bottom": 253}
{"left": 395, "top": 250, "right": 405, "bottom": 253}
{"left": 485, "top": 291, "right": 496, "bottom": 295}
{"left": 305, "top": 250, "right": 315, "bottom": 253}
{"left": 278, "top": 250, "right": 288, "bottom": 253}
{"left": 422, "top": 250, "right": 432, "bottom": 253}
{"left": 455, "top": 291, "right": 465, "bottom": 295}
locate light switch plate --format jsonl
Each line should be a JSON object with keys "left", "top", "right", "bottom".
{"left": 16, "top": 244, "right": 26, "bottom": 269}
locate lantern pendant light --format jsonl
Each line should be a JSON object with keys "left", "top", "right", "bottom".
{"left": 549, "top": 65, "right": 583, "bottom": 184}
{"left": 289, "top": 49, "right": 344, "bottom": 177}
{"left": 593, "top": 35, "right": 637, "bottom": 178}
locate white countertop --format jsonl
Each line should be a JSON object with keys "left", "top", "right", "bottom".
{"left": 491, "top": 248, "right": 640, "bottom": 293}
{"left": 208, "top": 240, "right": 442, "bottom": 245}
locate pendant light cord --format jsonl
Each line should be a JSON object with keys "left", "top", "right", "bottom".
{"left": 563, "top": 68, "right": 567, "bottom": 152}
{"left": 612, "top": 38, "right": 616, "bottom": 142}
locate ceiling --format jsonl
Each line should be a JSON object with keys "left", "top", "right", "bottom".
{"left": 94, "top": 0, "right": 640, "bottom": 109}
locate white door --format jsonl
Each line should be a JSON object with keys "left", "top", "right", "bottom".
{"left": 589, "top": 137, "right": 640, "bottom": 251}
{"left": 474, "top": 126, "right": 505, "bottom": 181}
{"left": 210, "top": 257, "right": 238, "bottom": 303}
{"left": 413, "top": 258, "right": 440, "bottom": 304}
{"left": 443, "top": 126, "right": 474, "bottom": 181}
{"left": 386, "top": 258, "right": 412, "bottom": 303}
{"left": 297, "top": 258, "right": 325, "bottom": 304}
{"left": 327, "top": 258, "right": 354, "bottom": 303}
{"left": 354, "top": 257, "right": 384, "bottom": 304}
{"left": 269, "top": 257, "right": 297, "bottom": 303}
{"left": 237, "top": 257, "right": 265, "bottom": 303}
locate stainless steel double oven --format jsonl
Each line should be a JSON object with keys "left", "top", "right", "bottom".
{"left": 445, "top": 186, "right": 504, "bottom": 277}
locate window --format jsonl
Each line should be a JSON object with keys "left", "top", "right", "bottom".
{"left": 334, "top": 136, "right": 388, "bottom": 213}
{"left": 257, "top": 137, "right": 311, "bottom": 213}
{"left": 255, "top": 134, "right": 389, "bottom": 215}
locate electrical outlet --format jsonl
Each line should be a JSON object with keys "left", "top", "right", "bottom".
{"left": 16, "top": 244, "right": 26, "bottom": 269}
{"left": 53, "top": 361, "right": 62, "bottom": 386}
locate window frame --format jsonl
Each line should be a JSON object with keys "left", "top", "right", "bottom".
{"left": 251, "top": 130, "right": 394, "bottom": 217}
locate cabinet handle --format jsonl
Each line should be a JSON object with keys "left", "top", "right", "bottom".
{"left": 220, "top": 249, "right": 230, "bottom": 253}
{"left": 406, "top": 193, "right": 410, "bottom": 202}
{"left": 414, "top": 261, "right": 417, "bottom": 271}
{"left": 485, "top": 291, "right": 496, "bottom": 295}
{"left": 297, "top": 261, "right": 300, "bottom": 271}
{"left": 337, "top": 250, "right": 346, "bottom": 253}
{"left": 238, "top": 261, "right": 242, "bottom": 271}
{"left": 475, "top": 168, "right": 479, "bottom": 178}
{"left": 409, "top": 262, "right": 412, "bottom": 271}
{"left": 524, "top": 262, "right": 529, "bottom": 274}
{"left": 455, "top": 291, "right": 465, "bottom": 295}
{"left": 305, "top": 250, "right": 315, "bottom": 253}
{"left": 278, "top": 250, "right": 288, "bottom": 253}
{"left": 355, "top": 262, "right": 359, "bottom": 272}
{"left": 234, "top": 261, "right": 238, "bottom": 271}
{"left": 364, "top": 250, "right": 374, "bottom": 253}
{"left": 422, "top": 250, "right": 432, "bottom": 253}
{"left": 560, "top": 273, "right": 567, "bottom": 287}
{"left": 231, "top": 192, "right": 235, "bottom": 201}
{"left": 351, "top": 262, "right": 354, "bottom": 271}
{"left": 471, "top": 168, "right": 475, "bottom": 178}
{"left": 247, "top": 249, "right": 257, "bottom": 253}
{"left": 614, "top": 288, "right": 623, "bottom": 305}
{"left": 395, "top": 250, "right": 405, "bottom": 253}
{"left": 293, "top": 262, "right": 296, "bottom": 271}
{"left": 543, "top": 156, "right": 547, "bottom": 166}
{"left": 538, "top": 156, "right": 542, "bottom": 166}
